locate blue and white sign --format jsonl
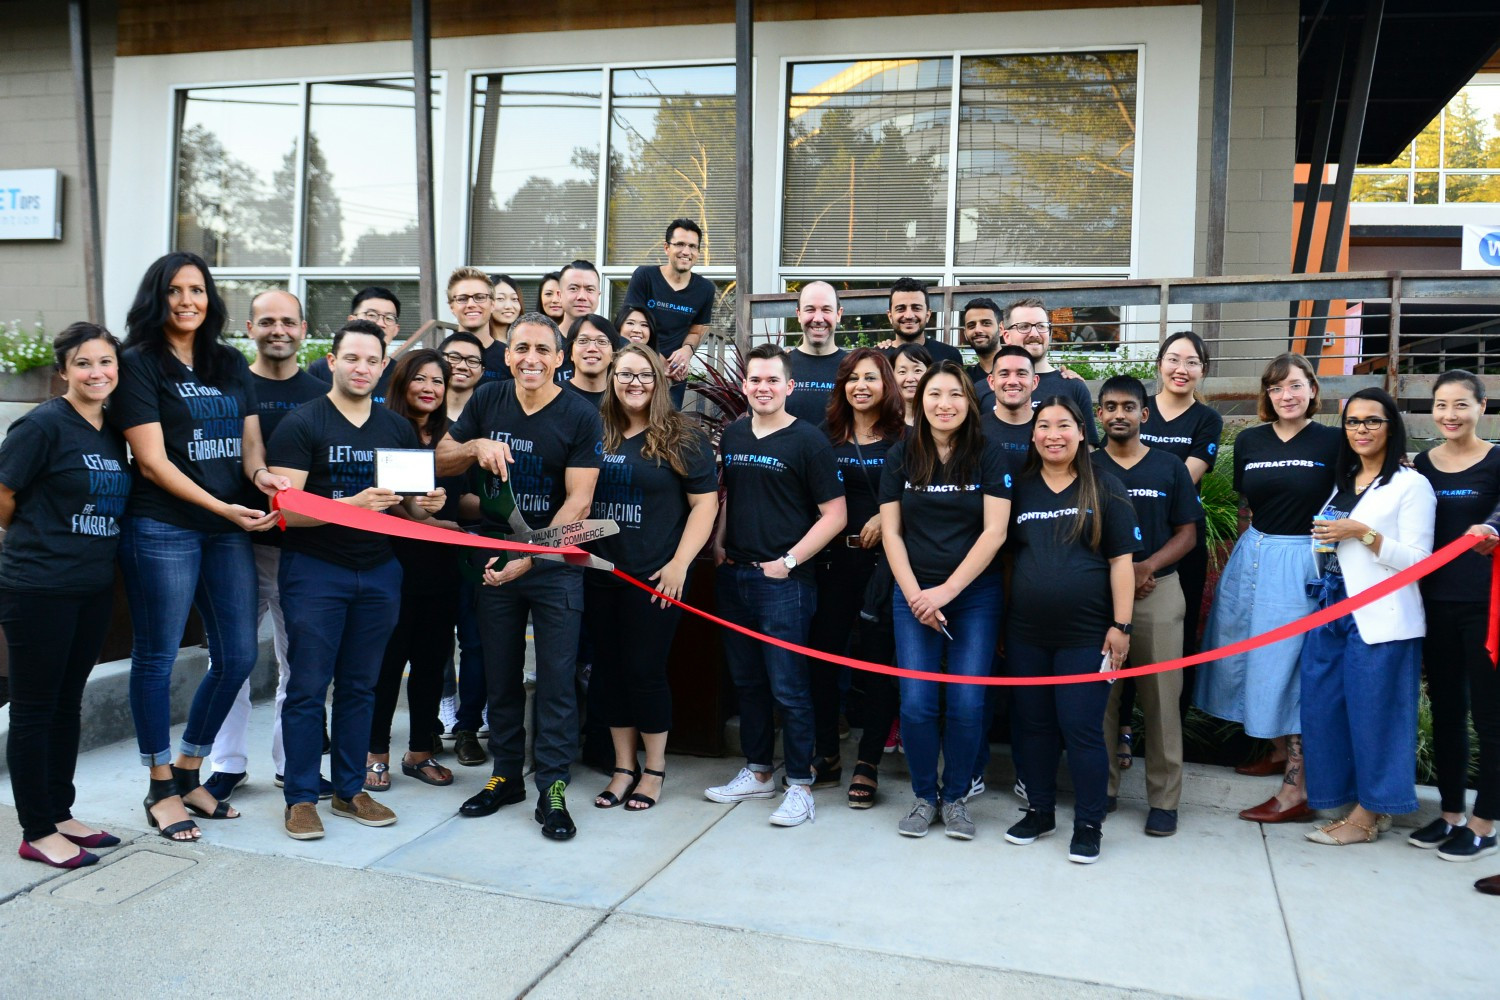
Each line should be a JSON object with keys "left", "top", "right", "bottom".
{"left": 0, "top": 169, "right": 62, "bottom": 241}
{"left": 1461, "top": 224, "right": 1500, "bottom": 270}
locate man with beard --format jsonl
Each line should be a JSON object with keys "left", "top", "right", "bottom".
{"left": 980, "top": 345, "right": 1039, "bottom": 476}
{"left": 784, "top": 281, "right": 847, "bottom": 427}
{"left": 961, "top": 297, "right": 1004, "bottom": 387}
{"left": 1003, "top": 297, "right": 1099, "bottom": 447}
{"left": 883, "top": 277, "right": 961, "bottom": 368}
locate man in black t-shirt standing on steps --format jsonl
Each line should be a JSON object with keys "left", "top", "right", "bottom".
{"left": 883, "top": 277, "right": 962, "bottom": 368}
{"left": 269, "top": 320, "right": 447, "bottom": 841}
{"left": 705, "top": 343, "right": 847, "bottom": 828}
{"left": 207, "top": 290, "right": 327, "bottom": 802}
{"left": 437, "top": 313, "right": 603, "bottom": 841}
{"left": 1002, "top": 296, "right": 1099, "bottom": 447}
{"left": 784, "top": 281, "right": 847, "bottom": 427}
{"left": 624, "top": 218, "right": 715, "bottom": 409}
{"left": 307, "top": 286, "right": 400, "bottom": 403}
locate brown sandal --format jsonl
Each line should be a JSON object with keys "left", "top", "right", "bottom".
{"left": 401, "top": 756, "right": 453, "bottom": 786}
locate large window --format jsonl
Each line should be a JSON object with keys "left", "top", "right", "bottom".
{"left": 467, "top": 64, "right": 736, "bottom": 324}
{"left": 779, "top": 50, "right": 1139, "bottom": 289}
{"left": 1352, "top": 80, "right": 1500, "bottom": 205}
{"left": 172, "top": 77, "right": 441, "bottom": 338}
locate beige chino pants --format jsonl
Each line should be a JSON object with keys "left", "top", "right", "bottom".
{"left": 1103, "top": 574, "right": 1186, "bottom": 809}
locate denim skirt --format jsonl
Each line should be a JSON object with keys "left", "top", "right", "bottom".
{"left": 1194, "top": 527, "right": 1318, "bottom": 739}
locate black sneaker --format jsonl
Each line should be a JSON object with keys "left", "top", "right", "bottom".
{"left": 1437, "top": 829, "right": 1498, "bottom": 863}
{"left": 1408, "top": 817, "right": 1464, "bottom": 849}
{"left": 1004, "top": 808, "right": 1057, "bottom": 845}
{"left": 1069, "top": 823, "right": 1103, "bottom": 864}
{"left": 1145, "top": 808, "right": 1178, "bottom": 837}
{"left": 274, "top": 773, "right": 335, "bottom": 800}
{"left": 203, "top": 770, "right": 248, "bottom": 802}
{"left": 535, "top": 780, "right": 577, "bottom": 841}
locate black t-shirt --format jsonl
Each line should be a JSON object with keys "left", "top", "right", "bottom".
{"left": 447, "top": 381, "right": 603, "bottom": 531}
{"left": 786, "top": 349, "right": 847, "bottom": 427}
{"left": 884, "top": 338, "right": 962, "bottom": 369}
{"left": 564, "top": 380, "right": 607, "bottom": 410}
{"left": 1091, "top": 448, "right": 1203, "bottom": 578}
{"left": 832, "top": 436, "right": 896, "bottom": 539}
{"left": 481, "top": 340, "right": 513, "bottom": 383}
{"left": 249, "top": 369, "right": 326, "bottom": 548}
{"left": 1007, "top": 471, "right": 1142, "bottom": 647}
{"left": 0, "top": 398, "right": 130, "bottom": 595}
{"left": 1233, "top": 422, "right": 1340, "bottom": 535}
{"left": 966, "top": 362, "right": 992, "bottom": 386}
{"left": 1315, "top": 484, "right": 1363, "bottom": 576}
{"left": 879, "top": 438, "right": 1013, "bottom": 587}
{"left": 307, "top": 354, "right": 395, "bottom": 404}
{"left": 1414, "top": 446, "right": 1500, "bottom": 602}
{"left": 623, "top": 265, "right": 715, "bottom": 358}
{"left": 1033, "top": 369, "right": 1099, "bottom": 446}
{"left": 1140, "top": 399, "right": 1223, "bottom": 474}
{"left": 979, "top": 408, "right": 1034, "bottom": 476}
{"left": 267, "top": 397, "right": 420, "bottom": 570}
{"left": 720, "top": 416, "right": 843, "bottom": 581}
{"left": 111, "top": 346, "right": 257, "bottom": 534}
{"left": 593, "top": 428, "right": 718, "bottom": 578}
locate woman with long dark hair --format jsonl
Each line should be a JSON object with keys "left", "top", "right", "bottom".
{"left": 890, "top": 343, "right": 931, "bottom": 428}
{"left": 1195, "top": 354, "right": 1339, "bottom": 824}
{"left": 880, "top": 361, "right": 1011, "bottom": 839}
{"left": 1003, "top": 396, "right": 1140, "bottom": 864}
{"left": 587, "top": 344, "right": 718, "bottom": 810}
{"left": 806, "top": 348, "right": 905, "bottom": 807}
{"left": 488, "top": 274, "right": 524, "bottom": 348}
{"left": 1409, "top": 370, "right": 1500, "bottom": 861}
{"left": 0, "top": 323, "right": 129, "bottom": 867}
{"left": 366, "top": 349, "right": 462, "bottom": 791}
{"left": 112, "top": 251, "right": 288, "bottom": 841}
{"left": 1301, "top": 388, "right": 1434, "bottom": 845}
{"left": 538, "top": 271, "right": 566, "bottom": 327}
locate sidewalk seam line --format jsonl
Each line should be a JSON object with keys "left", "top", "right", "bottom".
{"left": 1262, "top": 824, "right": 1307, "bottom": 1000}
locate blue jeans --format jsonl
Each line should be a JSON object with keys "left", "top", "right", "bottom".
{"left": 892, "top": 574, "right": 1003, "bottom": 803}
{"left": 119, "top": 516, "right": 259, "bottom": 767}
{"left": 1008, "top": 638, "right": 1112, "bottom": 825}
{"left": 279, "top": 550, "right": 402, "bottom": 804}
{"left": 1301, "top": 575, "right": 1421, "bottom": 815}
{"left": 717, "top": 563, "right": 817, "bottom": 784}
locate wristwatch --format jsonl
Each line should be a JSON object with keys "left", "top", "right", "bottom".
{"left": 1360, "top": 528, "right": 1378, "bottom": 547}
{"left": 781, "top": 553, "right": 798, "bottom": 570}
{"left": 1111, "top": 620, "right": 1133, "bottom": 635}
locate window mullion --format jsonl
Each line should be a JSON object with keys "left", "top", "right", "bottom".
{"left": 596, "top": 66, "right": 611, "bottom": 269}
{"left": 290, "top": 81, "right": 310, "bottom": 270}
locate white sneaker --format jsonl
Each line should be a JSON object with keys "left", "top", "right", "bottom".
{"left": 704, "top": 767, "right": 777, "bottom": 803}
{"left": 478, "top": 707, "right": 489, "bottom": 739}
{"left": 439, "top": 696, "right": 458, "bottom": 738}
{"left": 770, "top": 784, "right": 816, "bottom": 827}
{"left": 967, "top": 775, "right": 986, "bottom": 800}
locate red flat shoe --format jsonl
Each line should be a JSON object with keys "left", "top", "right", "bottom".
{"left": 1476, "top": 874, "right": 1500, "bottom": 896}
{"left": 1234, "top": 756, "right": 1288, "bottom": 777}
{"left": 18, "top": 840, "right": 99, "bottom": 869}
{"left": 1238, "top": 797, "right": 1315, "bottom": 824}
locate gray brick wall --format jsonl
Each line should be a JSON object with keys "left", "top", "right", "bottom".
{"left": 0, "top": 1, "right": 116, "bottom": 338}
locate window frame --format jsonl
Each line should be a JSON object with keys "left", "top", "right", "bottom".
{"left": 773, "top": 44, "right": 1146, "bottom": 290}
{"left": 1352, "top": 75, "right": 1500, "bottom": 206}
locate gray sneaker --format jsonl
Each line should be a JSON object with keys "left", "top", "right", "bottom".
{"left": 898, "top": 799, "right": 937, "bottom": 838}
{"left": 941, "top": 798, "right": 976, "bottom": 840}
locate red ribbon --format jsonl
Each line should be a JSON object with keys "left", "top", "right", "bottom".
{"left": 273, "top": 488, "right": 1484, "bottom": 686}
{"left": 1488, "top": 540, "right": 1500, "bottom": 667}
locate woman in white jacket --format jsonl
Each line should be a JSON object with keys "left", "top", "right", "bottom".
{"left": 1302, "top": 388, "right": 1435, "bottom": 846}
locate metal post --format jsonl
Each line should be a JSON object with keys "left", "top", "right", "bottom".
{"left": 68, "top": 0, "right": 103, "bottom": 325}
{"left": 411, "top": 0, "right": 437, "bottom": 327}
{"left": 734, "top": 0, "right": 754, "bottom": 360}
{"left": 1202, "top": 0, "right": 1235, "bottom": 338}
{"left": 1307, "top": 0, "right": 1384, "bottom": 349}
{"left": 1386, "top": 274, "right": 1402, "bottom": 396}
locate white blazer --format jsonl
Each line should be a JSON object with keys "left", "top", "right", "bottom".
{"left": 1320, "top": 466, "right": 1436, "bottom": 644}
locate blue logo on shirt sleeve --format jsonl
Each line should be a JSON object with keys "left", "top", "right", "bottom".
{"left": 1207, "top": 442, "right": 1217, "bottom": 455}
{"left": 1134, "top": 526, "right": 1142, "bottom": 540}
{"left": 1004, "top": 473, "right": 1013, "bottom": 488}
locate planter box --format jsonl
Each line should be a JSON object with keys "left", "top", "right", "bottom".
{"left": 0, "top": 368, "right": 58, "bottom": 403}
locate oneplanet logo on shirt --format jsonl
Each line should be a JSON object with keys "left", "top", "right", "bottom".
{"left": 646, "top": 298, "right": 695, "bottom": 315}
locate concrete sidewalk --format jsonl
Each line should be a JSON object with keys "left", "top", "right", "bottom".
{"left": 1, "top": 699, "right": 1493, "bottom": 999}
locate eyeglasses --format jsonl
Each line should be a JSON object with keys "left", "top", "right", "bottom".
{"left": 615, "top": 371, "right": 656, "bottom": 385}
{"left": 356, "top": 309, "right": 398, "bottom": 326}
{"left": 1344, "top": 417, "right": 1389, "bottom": 430}
{"left": 1161, "top": 355, "right": 1203, "bottom": 371}
{"left": 1008, "top": 322, "right": 1050, "bottom": 334}
{"left": 441, "top": 352, "right": 483, "bottom": 369}
{"left": 449, "top": 293, "right": 493, "bottom": 306}
{"left": 573, "top": 336, "right": 613, "bottom": 349}
{"left": 1267, "top": 382, "right": 1310, "bottom": 396}
{"left": 668, "top": 241, "right": 700, "bottom": 252}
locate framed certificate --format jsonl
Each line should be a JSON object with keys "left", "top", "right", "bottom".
{"left": 375, "top": 448, "right": 436, "bottom": 495}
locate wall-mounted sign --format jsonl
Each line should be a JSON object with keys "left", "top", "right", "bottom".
{"left": 1461, "top": 223, "right": 1500, "bottom": 270}
{"left": 0, "top": 169, "right": 63, "bottom": 241}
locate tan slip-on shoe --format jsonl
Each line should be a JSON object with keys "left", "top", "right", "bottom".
{"left": 331, "top": 792, "right": 397, "bottom": 827}
{"left": 285, "top": 803, "right": 324, "bottom": 840}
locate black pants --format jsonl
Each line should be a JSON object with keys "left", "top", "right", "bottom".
{"left": 1423, "top": 600, "right": 1500, "bottom": 820}
{"left": 1008, "top": 637, "right": 1112, "bottom": 826}
{"left": 370, "top": 588, "right": 458, "bottom": 756}
{"left": 478, "top": 562, "right": 583, "bottom": 791}
{"left": 0, "top": 587, "right": 113, "bottom": 841}
{"left": 808, "top": 547, "right": 878, "bottom": 760}
{"left": 583, "top": 577, "right": 680, "bottom": 734}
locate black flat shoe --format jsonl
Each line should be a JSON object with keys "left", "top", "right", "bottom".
{"left": 459, "top": 775, "right": 524, "bottom": 817}
{"left": 536, "top": 780, "right": 577, "bottom": 840}
{"left": 595, "top": 767, "right": 641, "bottom": 808}
{"left": 626, "top": 768, "right": 666, "bottom": 811}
